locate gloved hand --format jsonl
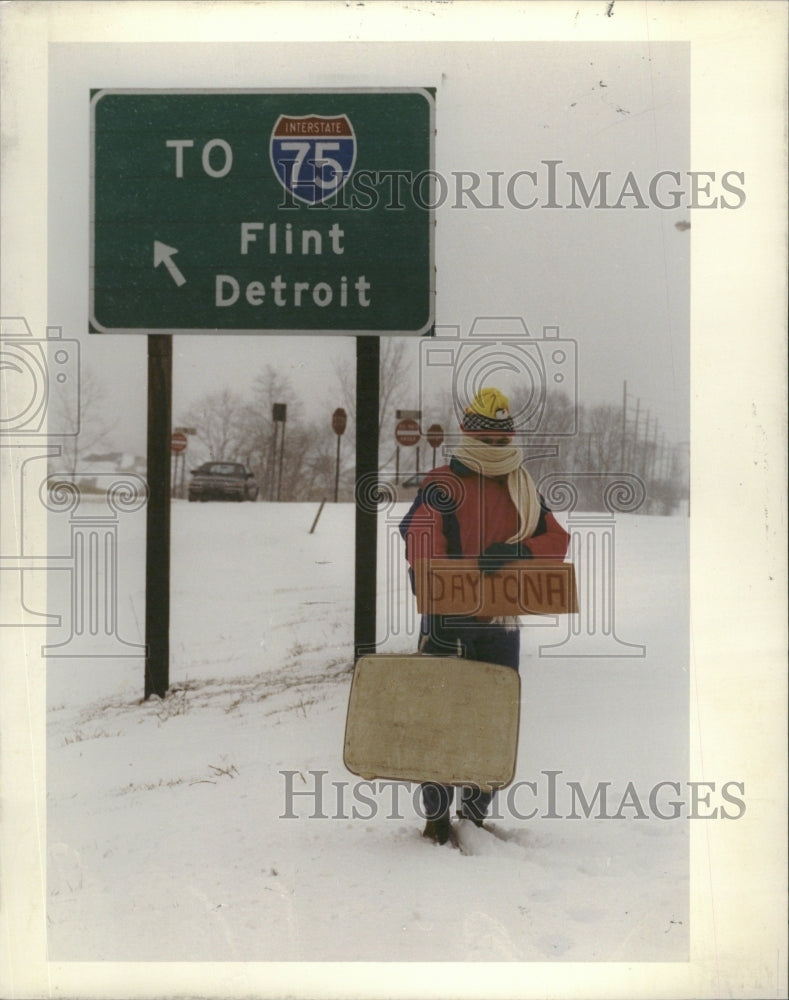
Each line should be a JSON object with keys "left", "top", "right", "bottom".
{"left": 479, "top": 541, "right": 532, "bottom": 572}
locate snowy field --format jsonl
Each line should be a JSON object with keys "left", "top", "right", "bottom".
{"left": 46, "top": 499, "right": 690, "bottom": 962}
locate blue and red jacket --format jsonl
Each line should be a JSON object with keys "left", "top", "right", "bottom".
{"left": 399, "top": 457, "right": 570, "bottom": 567}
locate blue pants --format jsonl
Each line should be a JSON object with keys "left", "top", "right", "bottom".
{"left": 418, "top": 615, "right": 520, "bottom": 821}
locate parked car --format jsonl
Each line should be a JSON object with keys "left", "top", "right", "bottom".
{"left": 187, "top": 462, "right": 259, "bottom": 502}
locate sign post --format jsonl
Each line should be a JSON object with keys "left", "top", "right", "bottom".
{"left": 426, "top": 423, "right": 444, "bottom": 469}
{"left": 395, "top": 418, "right": 421, "bottom": 484}
{"left": 355, "top": 339, "right": 379, "bottom": 657}
{"left": 91, "top": 88, "right": 434, "bottom": 696}
{"left": 170, "top": 431, "right": 188, "bottom": 453}
{"left": 144, "top": 335, "right": 172, "bottom": 700}
{"left": 170, "top": 430, "right": 188, "bottom": 500}
{"left": 395, "top": 418, "right": 421, "bottom": 447}
{"left": 172, "top": 428, "right": 195, "bottom": 499}
{"left": 271, "top": 403, "right": 287, "bottom": 502}
{"left": 331, "top": 407, "right": 347, "bottom": 502}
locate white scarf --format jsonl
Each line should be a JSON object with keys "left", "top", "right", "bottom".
{"left": 452, "top": 440, "right": 541, "bottom": 542}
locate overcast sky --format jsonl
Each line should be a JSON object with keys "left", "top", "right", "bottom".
{"left": 48, "top": 39, "right": 689, "bottom": 454}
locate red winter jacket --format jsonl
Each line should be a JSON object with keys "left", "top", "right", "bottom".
{"left": 399, "top": 458, "right": 570, "bottom": 566}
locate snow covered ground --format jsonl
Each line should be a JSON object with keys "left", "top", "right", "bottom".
{"left": 46, "top": 499, "right": 690, "bottom": 962}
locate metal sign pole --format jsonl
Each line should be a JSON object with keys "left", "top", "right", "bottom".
{"left": 355, "top": 337, "right": 380, "bottom": 658}
{"left": 277, "top": 421, "right": 286, "bottom": 502}
{"left": 268, "top": 424, "right": 277, "bottom": 501}
{"left": 144, "top": 334, "right": 172, "bottom": 699}
{"left": 331, "top": 407, "right": 347, "bottom": 503}
{"left": 271, "top": 403, "right": 287, "bottom": 502}
{"left": 334, "top": 434, "right": 342, "bottom": 503}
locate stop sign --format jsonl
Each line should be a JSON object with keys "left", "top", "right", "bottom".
{"left": 426, "top": 423, "right": 444, "bottom": 449}
{"left": 395, "top": 418, "right": 421, "bottom": 446}
{"left": 332, "top": 407, "right": 348, "bottom": 435}
{"left": 171, "top": 431, "right": 188, "bottom": 453}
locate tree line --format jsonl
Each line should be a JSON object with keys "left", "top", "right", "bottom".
{"left": 49, "top": 349, "right": 688, "bottom": 514}
{"left": 179, "top": 355, "right": 688, "bottom": 514}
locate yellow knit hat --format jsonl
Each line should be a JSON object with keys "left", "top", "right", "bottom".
{"left": 462, "top": 387, "right": 514, "bottom": 432}
{"left": 466, "top": 386, "right": 510, "bottom": 419}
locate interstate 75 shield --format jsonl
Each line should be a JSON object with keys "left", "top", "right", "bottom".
{"left": 270, "top": 114, "right": 357, "bottom": 205}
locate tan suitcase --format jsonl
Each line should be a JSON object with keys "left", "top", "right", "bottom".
{"left": 343, "top": 654, "right": 520, "bottom": 791}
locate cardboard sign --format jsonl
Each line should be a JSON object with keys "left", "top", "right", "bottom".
{"left": 413, "top": 558, "right": 578, "bottom": 616}
{"left": 343, "top": 655, "right": 520, "bottom": 789}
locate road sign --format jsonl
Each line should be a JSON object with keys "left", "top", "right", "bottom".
{"left": 396, "top": 408, "right": 422, "bottom": 420}
{"left": 395, "top": 418, "right": 421, "bottom": 446}
{"left": 171, "top": 431, "right": 188, "bottom": 453}
{"left": 426, "top": 423, "right": 444, "bottom": 449}
{"left": 332, "top": 407, "right": 348, "bottom": 435}
{"left": 90, "top": 89, "right": 435, "bottom": 336}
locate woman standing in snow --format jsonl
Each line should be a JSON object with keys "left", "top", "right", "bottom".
{"left": 399, "top": 387, "right": 570, "bottom": 846}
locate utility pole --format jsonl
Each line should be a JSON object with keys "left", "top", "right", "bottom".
{"left": 642, "top": 412, "right": 651, "bottom": 479}
{"left": 650, "top": 418, "right": 660, "bottom": 481}
{"left": 621, "top": 380, "right": 628, "bottom": 469}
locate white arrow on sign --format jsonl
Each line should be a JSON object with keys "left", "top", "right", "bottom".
{"left": 153, "top": 241, "right": 186, "bottom": 287}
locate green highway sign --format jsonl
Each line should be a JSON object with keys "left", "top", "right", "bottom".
{"left": 90, "top": 89, "right": 435, "bottom": 335}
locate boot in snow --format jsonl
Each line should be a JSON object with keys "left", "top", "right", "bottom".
{"left": 422, "top": 815, "right": 455, "bottom": 845}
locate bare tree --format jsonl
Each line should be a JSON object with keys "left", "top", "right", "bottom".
{"left": 239, "top": 366, "right": 296, "bottom": 498}
{"left": 332, "top": 337, "right": 415, "bottom": 434}
{"left": 378, "top": 339, "right": 415, "bottom": 433}
{"left": 49, "top": 364, "right": 118, "bottom": 477}
{"left": 586, "top": 403, "right": 625, "bottom": 470}
{"left": 276, "top": 419, "right": 351, "bottom": 501}
{"left": 180, "top": 388, "right": 248, "bottom": 463}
